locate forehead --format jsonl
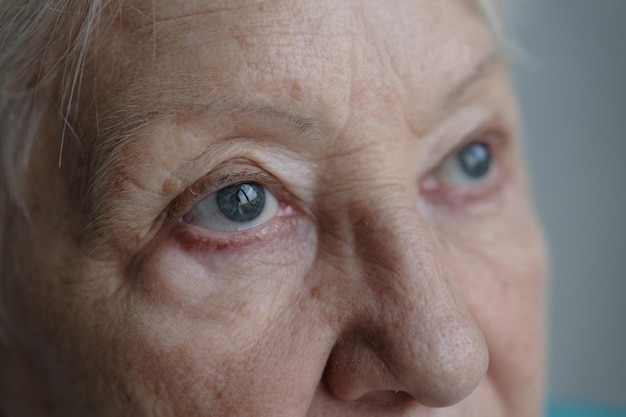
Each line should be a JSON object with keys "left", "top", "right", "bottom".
{"left": 95, "top": 0, "right": 494, "bottom": 132}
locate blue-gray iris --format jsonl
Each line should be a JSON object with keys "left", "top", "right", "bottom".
{"left": 216, "top": 182, "right": 266, "bottom": 222}
{"left": 457, "top": 143, "right": 491, "bottom": 179}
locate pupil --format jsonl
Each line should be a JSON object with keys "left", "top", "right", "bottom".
{"left": 457, "top": 143, "right": 491, "bottom": 179}
{"left": 217, "top": 182, "right": 266, "bottom": 222}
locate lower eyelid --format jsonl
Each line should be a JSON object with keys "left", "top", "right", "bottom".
{"left": 172, "top": 206, "right": 299, "bottom": 252}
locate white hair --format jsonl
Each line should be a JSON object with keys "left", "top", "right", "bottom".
{"left": 0, "top": 0, "right": 113, "bottom": 347}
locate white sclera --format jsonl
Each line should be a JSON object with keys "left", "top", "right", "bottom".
{"left": 183, "top": 184, "right": 280, "bottom": 232}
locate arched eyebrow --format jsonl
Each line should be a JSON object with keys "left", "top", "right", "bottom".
{"left": 199, "top": 99, "right": 325, "bottom": 137}
{"left": 443, "top": 48, "right": 504, "bottom": 108}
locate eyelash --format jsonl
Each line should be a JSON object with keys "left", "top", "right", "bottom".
{"left": 421, "top": 129, "right": 508, "bottom": 206}
{"left": 166, "top": 165, "right": 299, "bottom": 249}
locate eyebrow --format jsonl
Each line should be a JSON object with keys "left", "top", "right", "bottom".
{"left": 224, "top": 100, "right": 324, "bottom": 136}
{"left": 82, "top": 95, "right": 326, "bottom": 223}
{"left": 443, "top": 48, "right": 504, "bottom": 108}
{"left": 85, "top": 47, "right": 504, "bottom": 221}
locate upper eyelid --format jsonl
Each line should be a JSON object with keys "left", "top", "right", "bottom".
{"left": 422, "top": 112, "right": 511, "bottom": 176}
{"left": 452, "top": 128, "right": 507, "bottom": 156}
{"left": 421, "top": 95, "right": 510, "bottom": 152}
{"left": 442, "top": 130, "right": 508, "bottom": 175}
{"left": 167, "top": 168, "right": 281, "bottom": 222}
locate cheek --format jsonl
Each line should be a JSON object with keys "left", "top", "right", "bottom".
{"left": 131, "top": 217, "right": 316, "bottom": 319}
{"left": 109, "top": 219, "right": 329, "bottom": 415}
{"left": 442, "top": 201, "right": 547, "bottom": 414}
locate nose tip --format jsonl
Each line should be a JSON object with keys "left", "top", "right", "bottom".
{"left": 324, "top": 315, "right": 489, "bottom": 408}
{"left": 409, "top": 318, "right": 489, "bottom": 406}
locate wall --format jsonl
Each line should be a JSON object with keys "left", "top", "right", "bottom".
{"left": 510, "top": 0, "right": 626, "bottom": 406}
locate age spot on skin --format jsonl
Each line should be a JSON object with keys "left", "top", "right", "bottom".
{"left": 310, "top": 286, "right": 321, "bottom": 300}
{"left": 162, "top": 179, "right": 179, "bottom": 195}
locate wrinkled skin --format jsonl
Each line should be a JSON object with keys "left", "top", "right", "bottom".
{"left": 6, "top": 0, "right": 546, "bottom": 416}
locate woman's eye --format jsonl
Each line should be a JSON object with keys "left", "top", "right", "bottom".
{"left": 183, "top": 182, "right": 279, "bottom": 231}
{"left": 436, "top": 142, "right": 493, "bottom": 187}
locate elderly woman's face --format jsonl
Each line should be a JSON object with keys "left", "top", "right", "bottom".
{"left": 15, "top": 0, "right": 546, "bottom": 416}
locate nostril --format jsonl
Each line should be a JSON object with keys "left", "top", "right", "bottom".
{"left": 356, "top": 390, "right": 414, "bottom": 408}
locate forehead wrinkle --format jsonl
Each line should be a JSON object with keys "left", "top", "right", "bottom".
{"left": 121, "top": 0, "right": 268, "bottom": 32}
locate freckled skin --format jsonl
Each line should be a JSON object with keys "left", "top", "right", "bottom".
{"left": 3, "top": 1, "right": 546, "bottom": 417}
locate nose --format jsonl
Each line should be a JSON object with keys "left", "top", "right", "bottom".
{"left": 321, "top": 191, "right": 489, "bottom": 408}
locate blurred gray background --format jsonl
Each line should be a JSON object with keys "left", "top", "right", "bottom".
{"left": 510, "top": 0, "right": 626, "bottom": 407}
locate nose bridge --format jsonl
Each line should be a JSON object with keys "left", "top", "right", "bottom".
{"left": 350, "top": 188, "right": 473, "bottom": 353}
{"left": 349, "top": 183, "right": 449, "bottom": 313}
{"left": 322, "top": 183, "right": 489, "bottom": 407}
